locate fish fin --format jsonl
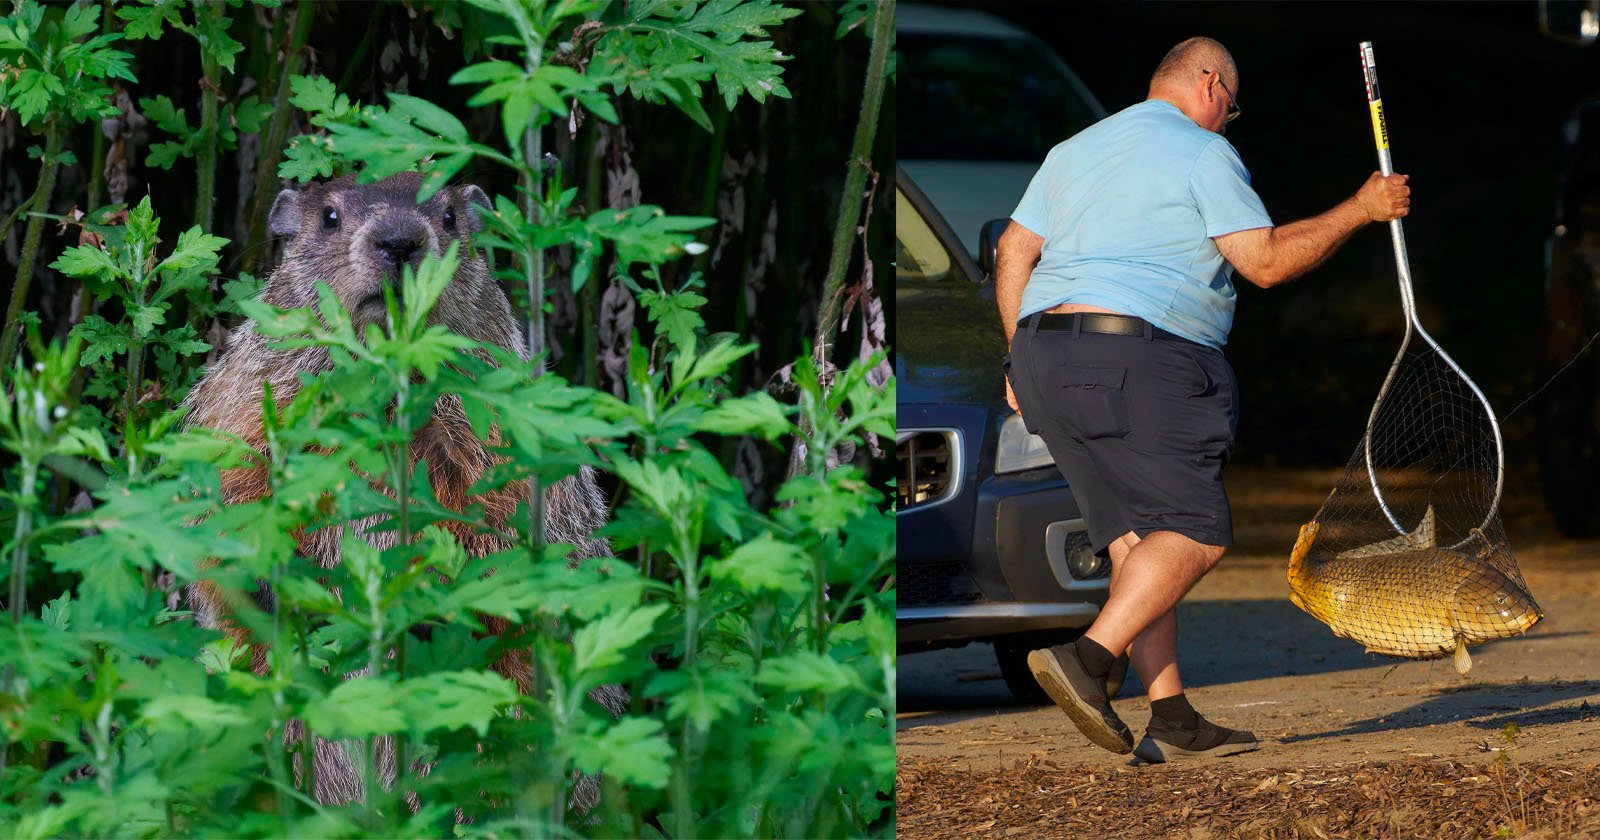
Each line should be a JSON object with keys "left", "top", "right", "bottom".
{"left": 1289, "top": 521, "right": 1320, "bottom": 576}
{"left": 1335, "top": 504, "right": 1438, "bottom": 559}
{"left": 1452, "top": 639, "right": 1472, "bottom": 675}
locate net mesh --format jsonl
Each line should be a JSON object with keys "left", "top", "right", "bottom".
{"left": 1290, "top": 333, "right": 1542, "bottom": 670}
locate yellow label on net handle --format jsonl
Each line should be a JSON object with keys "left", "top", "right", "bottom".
{"left": 1370, "top": 99, "right": 1389, "bottom": 150}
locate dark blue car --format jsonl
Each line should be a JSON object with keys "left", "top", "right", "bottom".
{"left": 896, "top": 169, "right": 1125, "bottom": 701}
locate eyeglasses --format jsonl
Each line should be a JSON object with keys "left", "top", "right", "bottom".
{"left": 1204, "top": 68, "right": 1241, "bottom": 123}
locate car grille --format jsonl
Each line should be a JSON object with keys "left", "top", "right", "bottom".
{"left": 898, "top": 429, "right": 958, "bottom": 510}
{"left": 899, "top": 560, "right": 984, "bottom": 606}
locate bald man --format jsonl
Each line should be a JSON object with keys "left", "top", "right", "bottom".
{"left": 998, "top": 37, "right": 1411, "bottom": 762}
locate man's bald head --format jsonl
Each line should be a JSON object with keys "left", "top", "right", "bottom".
{"left": 1150, "top": 37, "right": 1237, "bottom": 96}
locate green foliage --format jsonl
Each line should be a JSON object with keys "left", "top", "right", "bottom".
{"left": 0, "top": 0, "right": 135, "bottom": 127}
{"left": 591, "top": 0, "right": 804, "bottom": 130}
{"left": 2, "top": 0, "right": 894, "bottom": 835}
{"left": 50, "top": 197, "right": 227, "bottom": 442}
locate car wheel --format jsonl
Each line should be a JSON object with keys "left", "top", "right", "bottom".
{"left": 994, "top": 633, "right": 1128, "bottom": 705}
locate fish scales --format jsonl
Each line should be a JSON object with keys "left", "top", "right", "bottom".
{"left": 1288, "top": 516, "right": 1542, "bottom": 673}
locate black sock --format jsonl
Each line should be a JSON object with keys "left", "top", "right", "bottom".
{"left": 1150, "top": 693, "right": 1200, "bottom": 729}
{"left": 1074, "top": 635, "right": 1117, "bottom": 680}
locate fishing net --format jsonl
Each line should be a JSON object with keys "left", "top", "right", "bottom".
{"left": 1287, "top": 43, "right": 1541, "bottom": 672}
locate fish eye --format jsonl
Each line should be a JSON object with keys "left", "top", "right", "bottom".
{"left": 322, "top": 207, "right": 339, "bottom": 230}
{"left": 443, "top": 207, "right": 456, "bottom": 232}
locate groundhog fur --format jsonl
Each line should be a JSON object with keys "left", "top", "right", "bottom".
{"left": 184, "top": 172, "right": 619, "bottom": 806}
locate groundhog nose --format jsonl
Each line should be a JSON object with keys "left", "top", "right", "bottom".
{"left": 375, "top": 235, "right": 424, "bottom": 268}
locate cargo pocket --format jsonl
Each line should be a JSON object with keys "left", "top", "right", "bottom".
{"left": 1060, "top": 365, "right": 1131, "bottom": 439}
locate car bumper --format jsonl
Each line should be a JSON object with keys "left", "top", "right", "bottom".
{"left": 898, "top": 468, "right": 1109, "bottom": 650}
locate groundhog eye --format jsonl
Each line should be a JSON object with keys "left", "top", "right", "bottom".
{"left": 443, "top": 207, "right": 456, "bottom": 231}
{"left": 322, "top": 207, "right": 339, "bottom": 230}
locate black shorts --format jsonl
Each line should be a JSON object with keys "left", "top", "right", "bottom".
{"left": 1007, "top": 312, "right": 1238, "bottom": 557}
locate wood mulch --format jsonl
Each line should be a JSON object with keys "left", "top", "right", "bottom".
{"left": 897, "top": 756, "right": 1600, "bottom": 839}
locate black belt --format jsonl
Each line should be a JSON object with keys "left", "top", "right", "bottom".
{"left": 1030, "top": 312, "right": 1200, "bottom": 345}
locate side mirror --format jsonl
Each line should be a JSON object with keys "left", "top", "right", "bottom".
{"left": 978, "top": 218, "right": 1009, "bottom": 278}
{"left": 1541, "top": 0, "right": 1600, "bottom": 45}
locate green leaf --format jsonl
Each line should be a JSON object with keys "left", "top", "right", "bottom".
{"left": 565, "top": 717, "right": 673, "bottom": 789}
{"left": 195, "top": 10, "right": 245, "bottom": 73}
{"left": 117, "top": 3, "right": 181, "bottom": 41}
{"left": 756, "top": 651, "right": 864, "bottom": 695}
{"left": 137, "top": 695, "right": 251, "bottom": 733}
{"left": 303, "top": 677, "right": 406, "bottom": 738}
{"left": 449, "top": 60, "right": 524, "bottom": 86}
{"left": 572, "top": 603, "right": 668, "bottom": 677}
{"left": 399, "top": 671, "right": 518, "bottom": 737}
{"left": 145, "top": 140, "right": 186, "bottom": 170}
{"left": 139, "top": 94, "right": 190, "bottom": 136}
{"left": 49, "top": 245, "right": 121, "bottom": 280}
{"left": 707, "top": 531, "right": 809, "bottom": 594}
{"left": 232, "top": 94, "right": 273, "bottom": 134}
{"left": 696, "top": 391, "right": 792, "bottom": 439}
{"left": 39, "top": 593, "right": 72, "bottom": 630}
{"left": 278, "top": 135, "right": 337, "bottom": 182}
{"left": 645, "top": 665, "right": 755, "bottom": 732}
{"left": 155, "top": 227, "right": 229, "bottom": 275}
{"left": 129, "top": 303, "right": 167, "bottom": 337}
{"left": 387, "top": 92, "right": 469, "bottom": 142}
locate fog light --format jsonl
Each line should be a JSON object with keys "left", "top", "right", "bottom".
{"left": 1067, "top": 540, "right": 1104, "bottom": 579}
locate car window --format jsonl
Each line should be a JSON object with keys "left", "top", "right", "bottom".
{"left": 897, "top": 187, "right": 958, "bottom": 283}
{"left": 897, "top": 32, "right": 1102, "bottom": 162}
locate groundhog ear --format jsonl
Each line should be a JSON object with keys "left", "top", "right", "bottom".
{"left": 460, "top": 185, "right": 491, "bottom": 233}
{"left": 268, "top": 190, "right": 302, "bottom": 237}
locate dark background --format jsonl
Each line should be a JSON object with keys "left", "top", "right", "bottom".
{"left": 923, "top": 0, "right": 1600, "bottom": 474}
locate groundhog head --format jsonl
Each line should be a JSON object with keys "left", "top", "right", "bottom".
{"left": 265, "top": 171, "right": 495, "bottom": 332}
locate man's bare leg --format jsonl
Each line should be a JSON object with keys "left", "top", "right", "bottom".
{"left": 1083, "top": 530, "right": 1223, "bottom": 663}
{"left": 1105, "top": 532, "right": 1184, "bottom": 701}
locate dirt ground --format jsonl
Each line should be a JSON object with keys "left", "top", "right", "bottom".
{"left": 896, "top": 467, "right": 1600, "bottom": 838}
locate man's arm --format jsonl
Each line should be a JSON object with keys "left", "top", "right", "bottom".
{"left": 996, "top": 221, "right": 1043, "bottom": 412}
{"left": 997, "top": 221, "right": 1044, "bottom": 347}
{"left": 1216, "top": 171, "right": 1410, "bottom": 289}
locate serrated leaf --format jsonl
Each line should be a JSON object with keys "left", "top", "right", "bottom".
{"left": 156, "top": 227, "right": 229, "bottom": 274}
{"left": 139, "top": 94, "right": 190, "bottom": 136}
{"left": 146, "top": 140, "right": 186, "bottom": 170}
{"left": 278, "top": 136, "right": 337, "bottom": 181}
{"left": 302, "top": 677, "right": 406, "bottom": 738}
{"left": 645, "top": 665, "right": 756, "bottom": 732}
{"left": 565, "top": 716, "right": 673, "bottom": 789}
{"left": 707, "top": 532, "right": 809, "bottom": 594}
{"left": 756, "top": 651, "right": 864, "bottom": 695}
{"left": 399, "top": 671, "right": 518, "bottom": 737}
{"left": 572, "top": 603, "right": 668, "bottom": 677}
{"left": 49, "top": 245, "right": 120, "bottom": 280}
{"left": 697, "top": 391, "right": 792, "bottom": 439}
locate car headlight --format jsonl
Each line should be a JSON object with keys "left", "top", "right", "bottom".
{"left": 995, "top": 413, "right": 1055, "bottom": 474}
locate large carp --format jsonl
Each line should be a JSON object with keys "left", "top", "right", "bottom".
{"left": 1287, "top": 507, "right": 1542, "bottom": 674}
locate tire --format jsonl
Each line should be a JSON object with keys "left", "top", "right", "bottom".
{"left": 994, "top": 632, "right": 1128, "bottom": 705}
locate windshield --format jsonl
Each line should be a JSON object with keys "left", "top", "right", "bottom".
{"left": 897, "top": 32, "right": 1103, "bottom": 162}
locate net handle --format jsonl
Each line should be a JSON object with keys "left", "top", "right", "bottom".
{"left": 1357, "top": 41, "right": 1506, "bottom": 545}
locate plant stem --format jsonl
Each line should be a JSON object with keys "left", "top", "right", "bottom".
{"left": 1, "top": 122, "right": 65, "bottom": 373}
{"left": 522, "top": 46, "right": 547, "bottom": 556}
{"left": 674, "top": 529, "right": 700, "bottom": 838}
{"left": 244, "top": 0, "right": 315, "bottom": 277}
{"left": 193, "top": 5, "right": 222, "bottom": 235}
{"left": 393, "top": 370, "right": 412, "bottom": 787}
{"left": 811, "top": 0, "right": 893, "bottom": 361}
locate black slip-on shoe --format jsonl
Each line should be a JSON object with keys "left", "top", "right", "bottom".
{"left": 1026, "top": 644, "right": 1134, "bottom": 754}
{"left": 1133, "top": 712, "right": 1259, "bottom": 763}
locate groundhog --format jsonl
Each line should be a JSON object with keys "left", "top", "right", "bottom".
{"left": 184, "top": 171, "right": 619, "bottom": 806}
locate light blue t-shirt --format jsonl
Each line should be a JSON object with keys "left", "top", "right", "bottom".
{"left": 1012, "top": 99, "right": 1273, "bottom": 349}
